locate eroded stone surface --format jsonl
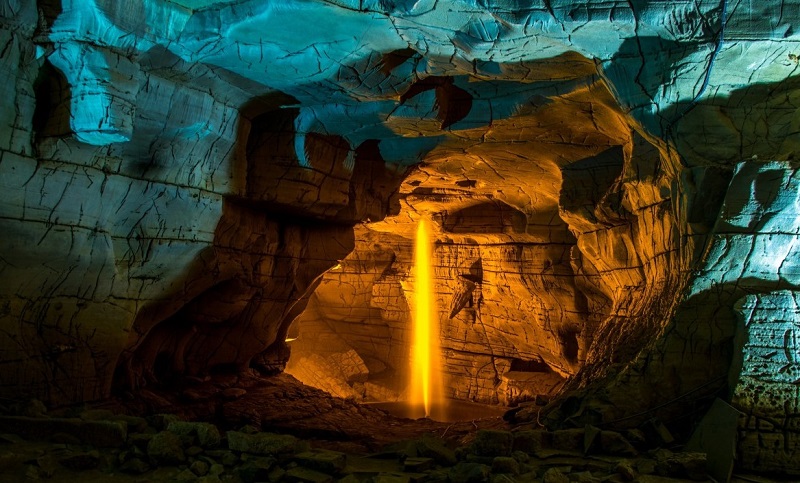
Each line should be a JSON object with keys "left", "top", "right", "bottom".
{"left": 1, "top": 0, "right": 799, "bottom": 476}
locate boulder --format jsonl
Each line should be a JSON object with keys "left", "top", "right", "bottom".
{"left": 119, "top": 457, "right": 150, "bottom": 474}
{"left": 542, "top": 467, "right": 569, "bottom": 483}
{"left": 491, "top": 456, "right": 520, "bottom": 475}
{"left": 657, "top": 452, "right": 707, "bottom": 481}
{"left": 234, "top": 457, "right": 275, "bottom": 483}
{"left": 146, "top": 431, "right": 186, "bottom": 465}
{"left": 58, "top": 451, "right": 101, "bottom": 471}
{"left": 191, "top": 460, "right": 210, "bottom": 476}
{"left": 512, "top": 430, "right": 551, "bottom": 455}
{"left": 413, "top": 435, "right": 457, "bottom": 466}
{"left": 227, "top": 431, "right": 298, "bottom": 456}
{"left": 167, "top": 421, "right": 221, "bottom": 448}
{"left": 448, "top": 462, "right": 491, "bottom": 483}
{"left": 295, "top": 449, "right": 346, "bottom": 474}
{"left": 472, "top": 430, "right": 513, "bottom": 457}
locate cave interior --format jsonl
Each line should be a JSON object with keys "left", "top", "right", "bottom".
{"left": 0, "top": 0, "right": 799, "bottom": 481}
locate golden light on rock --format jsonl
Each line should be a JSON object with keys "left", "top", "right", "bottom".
{"left": 409, "top": 216, "right": 444, "bottom": 418}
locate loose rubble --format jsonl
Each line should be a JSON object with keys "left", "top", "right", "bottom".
{"left": 0, "top": 397, "right": 725, "bottom": 482}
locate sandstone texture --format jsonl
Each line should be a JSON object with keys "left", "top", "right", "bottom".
{"left": 0, "top": 0, "right": 799, "bottom": 476}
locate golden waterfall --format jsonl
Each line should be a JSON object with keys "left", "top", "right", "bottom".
{"left": 409, "top": 216, "right": 444, "bottom": 418}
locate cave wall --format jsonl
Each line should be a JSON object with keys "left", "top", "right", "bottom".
{"left": 1, "top": 0, "right": 800, "bottom": 474}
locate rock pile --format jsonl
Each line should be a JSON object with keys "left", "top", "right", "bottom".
{"left": 0, "top": 401, "right": 711, "bottom": 482}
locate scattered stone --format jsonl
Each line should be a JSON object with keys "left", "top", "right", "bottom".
{"left": 79, "top": 409, "right": 115, "bottom": 421}
{"left": 448, "top": 462, "right": 491, "bottom": 483}
{"left": 128, "top": 432, "right": 154, "bottom": 450}
{"left": 268, "top": 466, "right": 287, "bottom": 482}
{"left": 465, "top": 454, "right": 494, "bottom": 465}
{"left": 34, "top": 455, "right": 56, "bottom": 477}
{"left": 512, "top": 430, "right": 551, "bottom": 455}
{"left": 295, "top": 449, "right": 346, "bottom": 474}
{"left": 186, "top": 445, "right": 204, "bottom": 457}
{"left": 542, "top": 467, "right": 569, "bottom": 483}
{"left": 25, "top": 464, "right": 40, "bottom": 480}
{"left": 222, "top": 388, "right": 247, "bottom": 400}
{"left": 176, "top": 468, "right": 199, "bottom": 481}
{"left": 58, "top": 451, "right": 101, "bottom": 470}
{"left": 403, "top": 456, "right": 433, "bottom": 472}
{"left": 414, "top": 434, "right": 457, "bottom": 466}
{"left": 235, "top": 456, "right": 276, "bottom": 483}
{"left": 491, "top": 456, "right": 520, "bottom": 475}
{"left": 584, "top": 425, "right": 601, "bottom": 453}
{"left": 198, "top": 476, "right": 223, "bottom": 483}
{"left": 615, "top": 460, "right": 636, "bottom": 481}
{"left": 285, "top": 466, "right": 334, "bottom": 483}
{"left": 49, "top": 432, "right": 81, "bottom": 445}
{"left": 147, "top": 414, "right": 181, "bottom": 431}
{"left": 0, "top": 434, "right": 22, "bottom": 445}
{"left": 599, "top": 431, "right": 637, "bottom": 456}
{"left": 120, "top": 457, "right": 150, "bottom": 474}
{"left": 370, "top": 473, "right": 411, "bottom": 483}
{"left": 222, "top": 452, "right": 239, "bottom": 466}
{"left": 209, "top": 463, "right": 225, "bottom": 476}
{"left": 551, "top": 428, "right": 584, "bottom": 452}
{"left": 636, "top": 458, "right": 656, "bottom": 475}
{"left": 239, "top": 425, "right": 260, "bottom": 435}
{"left": 625, "top": 429, "right": 647, "bottom": 446}
{"left": 21, "top": 400, "right": 47, "bottom": 418}
{"left": 0, "top": 451, "right": 22, "bottom": 471}
{"left": 227, "top": 431, "right": 298, "bottom": 455}
{"left": 491, "top": 475, "right": 517, "bottom": 483}
{"left": 112, "top": 415, "right": 150, "bottom": 433}
{"left": 147, "top": 431, "right": 186, "bottom": 465}
{"left": 511, "top": 450, "right": 529, "bottom": 464}
{"left": 643, "top": 419, "right": 674, "bottom": 445}
{"left": 657, "top": 452, "right": 707, "bottom": 480}
{"left": 191, "top": 460, "right": 210, "bottom": 476}
{"left": 570, "top": 471, "right": 600, "bottom": 483}
{"left": 168, "top": 421, "right": 221, "bottom": 448}
{"left": 473, "top": 430, "right": 513, "bottom": 457}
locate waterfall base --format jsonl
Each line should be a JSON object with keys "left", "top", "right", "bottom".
{"left": 365, "top": 400, "right": 507, "bottom": 422}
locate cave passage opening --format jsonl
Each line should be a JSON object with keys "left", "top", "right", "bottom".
{"left": 278, "top": 61, "right": 638, "bottom": 419}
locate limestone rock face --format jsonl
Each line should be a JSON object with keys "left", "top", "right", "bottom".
{"left": 1, "top": 0, "right": 799, "bottom": 475}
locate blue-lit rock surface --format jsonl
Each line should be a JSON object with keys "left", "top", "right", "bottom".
{"left": 1, "top": 0, "right": 799, "bottom": 474}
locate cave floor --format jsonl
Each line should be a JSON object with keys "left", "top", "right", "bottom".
{"left": 110, "top": 372, "right": 510, "bottom": 453}
{"left": 0, "top": 374, "right": 792, "bottom": 482}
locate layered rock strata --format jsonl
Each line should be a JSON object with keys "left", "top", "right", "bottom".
{"left": 0, "top": 0, "right": 799, "bottom": 475}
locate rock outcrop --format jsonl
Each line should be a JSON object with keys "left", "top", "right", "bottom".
{"left": 1, "top": 0, "right": 799, "bottom": 475}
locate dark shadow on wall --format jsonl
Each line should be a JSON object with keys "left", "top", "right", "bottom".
{"left": 31, "top": 61, "right": 72, "bottom": 146}
{"left": 112, "top": 93, "right": 409, "bottom": 395}
{"left": 607, "top": 35, "right": 800, "bottom": 165}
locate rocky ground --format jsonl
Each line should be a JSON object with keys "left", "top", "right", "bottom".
{"left": 0, "top": 374, "right": 788, "bottom": 482}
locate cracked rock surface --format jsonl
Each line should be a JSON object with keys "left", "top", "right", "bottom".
{"left": 1, "top": 0, "right": 800, "bottom": 476}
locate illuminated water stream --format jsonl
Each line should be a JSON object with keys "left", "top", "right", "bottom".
{"left": 409, "top": 217, "right": 444, "bottom": 418}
